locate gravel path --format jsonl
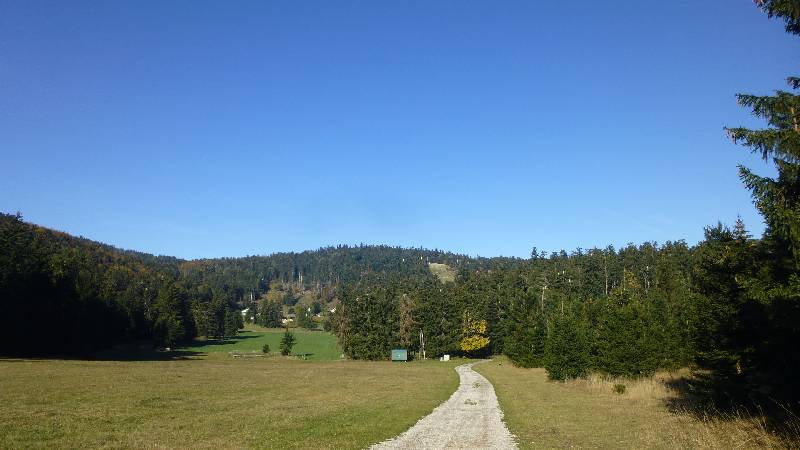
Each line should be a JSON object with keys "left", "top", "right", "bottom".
{"left": 369, "top": 361, "right": 517, "bottom": 450}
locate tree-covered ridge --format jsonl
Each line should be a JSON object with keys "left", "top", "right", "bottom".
{"left": 0, "top": 212, "right": 520, "bottom": 355}
{"left": 179, "top": 245, "right": 522, "bottom": 299}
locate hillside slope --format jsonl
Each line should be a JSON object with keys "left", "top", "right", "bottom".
{"left": 0, "top": 212, "right": 523, "bottom": 355}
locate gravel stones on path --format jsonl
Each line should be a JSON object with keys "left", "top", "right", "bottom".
{"left": 369, "top": 361, "right": 517, "bottom": 450}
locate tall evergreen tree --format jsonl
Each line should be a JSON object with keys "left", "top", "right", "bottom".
{"left": 504, "top": 287, "right": 547, "bottom": 368}
{"left": 692, "top": 223, "right": 759, "bottom": 399}
{"left": 544, "top": 307, "right": 590, "bottom": 381}
{"left": 593, "top": 271, "right": 661, "bottom": 377}
{"left": 223, "top": 309, "right": 239, "bottom": 340}
{"left": 152, "top": 284, "right": 189, "bottom": 348}
{"left": 280, "top": 328, "right": 296, "bottom": 356}
{"left": 719, "top": 0, "right": 800, "bottom": 401}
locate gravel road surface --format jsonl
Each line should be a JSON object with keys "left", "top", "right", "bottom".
{"left": 369, "top": 361, "right": 517, "bottom": 450}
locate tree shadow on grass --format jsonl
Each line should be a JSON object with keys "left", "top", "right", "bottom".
{"left": 0, "top": 333, "right": 266, "bottom": 362}
{"left": 661, "top": 373, "right": 800, "bottom": 444}
{"left": 0, "top": 348, "right": 205, "bottom": 362}
{"left": 179, "top": 333, "right": 263, "bottom": 350}
{"left": 177, "top": 335, "right": 261, "bottom": 353}
{"left": 91, "top": 348, "right": 206, "bottom": 361}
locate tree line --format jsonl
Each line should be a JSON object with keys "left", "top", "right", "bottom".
{"left": 332, "top": 241, "right": 695, "bottom": 373}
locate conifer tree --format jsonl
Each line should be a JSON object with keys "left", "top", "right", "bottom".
{"left": 223, "top": 308, "right": 239, "bottom": 339}
{"left": 280, "top": 328, "right": 296, "bottom": 356}
{"left": 152, "top": 284, "right": 188, "bottom": 348}
{"left": 544, "top": 307, "right": 589, "bottom": 381}
{"left": 504, "top": 290, "right": 547, "bottom": 368}
{"left": 719, "top": 0, "right": 800, "bottom": 400}
{"left": 594, "top": 271, "right": 660, "bottom": 377}
{"left": 692, "top": 223, "right": 757, "bottom": 396}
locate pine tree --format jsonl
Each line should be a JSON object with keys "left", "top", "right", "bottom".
{"left": 544, "top": 307, "right": 590, "bottom": 381}
{"left": 692, "top": 223, "right": 758, "bottom": 397}
{"left": 280, "top": 328, "right": 296, "bottom": 356}
{"left": 152, "top": 284, "right": 188, "bottom": 348}
{"left": 719, "top": 0, "right": 800, "bottom": 401}
{"left": 504, "top": 297, "right": 547, "bottom": 368}
{"left": 223, "top": 308, "right": 239, "bottom": 340}
{"left": 208, "top": 296, "right": 228, "bottom": 339}
{"left": 594, "top": 271, "right": 660, "bottom": 377}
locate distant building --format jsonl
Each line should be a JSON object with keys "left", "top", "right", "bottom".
{"left": 281, "top": 312, "right": 296, "bottom": 325}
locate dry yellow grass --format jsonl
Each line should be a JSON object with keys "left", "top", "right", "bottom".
{"left": 428, "top": 263, "right": 456, "bottom": 283}
{"left": 567, "top": 370, "right": 687, "bottom": 402}
{"left": 572, "top": 371, "right": 798, "bottom": 448}
{"left": 475, "top": 357, "right": 799, "bottom": 449}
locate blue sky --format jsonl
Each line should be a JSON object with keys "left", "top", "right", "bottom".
{"left": 1, "top": 1, "right": 795, "bottom": 259}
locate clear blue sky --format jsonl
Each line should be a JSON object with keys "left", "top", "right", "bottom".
{"left": 1, "top": 1, "right": 795, "bottom": 259}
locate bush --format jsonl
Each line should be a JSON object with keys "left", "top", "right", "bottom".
{"left": 262, "top": 343, "right": 270, "bottom": 354}
{"left": 613, "top": 383, "right": 626, "bottom": 395}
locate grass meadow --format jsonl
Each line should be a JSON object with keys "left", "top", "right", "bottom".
{"left": 0, "top": 356, "right": 463, "bottom": 449}
{"left": 428, "top": 263, "right": 456, "bottom": 283}
{"left": 183, "top": 325, "right": 342, "bottom": 361}
{"left": 476, "top": 356, "right": 799, "bottom": 449}
{"left": 5, "top": 337, "right": 797, "bottom": 450}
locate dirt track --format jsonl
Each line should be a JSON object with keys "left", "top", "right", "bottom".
{"left": 369, "top": 361, "right": 517, "bottom": 450}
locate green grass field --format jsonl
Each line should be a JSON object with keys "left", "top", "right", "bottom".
{"left": 183, "top": 326, "right": 342, "bottom": 361}
{"left": 0, "top": 357, "right": 464, "bottom": 449}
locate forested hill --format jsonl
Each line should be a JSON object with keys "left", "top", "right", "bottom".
{"left": 0, "top": 212, "right": 185, "bottom": 355}
{"left": 0, "top": 212, "right": 521, "bottom": 355}
{"left": 183, "top": 246, "right": 523, "bottom": 295}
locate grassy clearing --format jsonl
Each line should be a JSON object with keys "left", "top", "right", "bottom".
{"left": 428, "top": 263, "right": 456, "bottom": 283}
{"left": 183, "top": 325, "right": 342, "bottom": 361}
{"left": 0, "top": 357, "right": 465, "bottom": 449}
{"left": 476, "top": 356, "right": 797, "bottom": 449}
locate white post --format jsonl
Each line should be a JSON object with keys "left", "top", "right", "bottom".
{"left": 420, "top": 330, "right": 426, "bottom": 360}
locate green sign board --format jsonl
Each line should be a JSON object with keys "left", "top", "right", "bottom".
{"left": 391, "top": 349, "right": 408, "bottom": 361}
